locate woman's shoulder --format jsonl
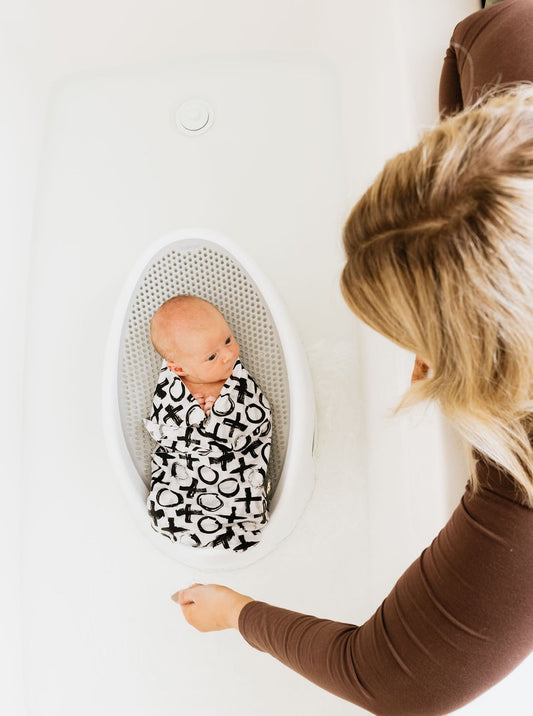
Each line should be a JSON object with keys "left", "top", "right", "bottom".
{"left": 471, "top": 449, "right": 533, "bottom": 510}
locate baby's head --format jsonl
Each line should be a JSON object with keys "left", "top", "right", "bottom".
{"left": 150, "top": 295, "right": 239, "bottom": 384}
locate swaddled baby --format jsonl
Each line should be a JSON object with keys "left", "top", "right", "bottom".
{"left": 144, "top": 295, "right": 271, "bottom": 552}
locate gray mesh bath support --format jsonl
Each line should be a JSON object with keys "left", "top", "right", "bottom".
{"left": 103, "top": 228, "right": 315, "bottom": 569}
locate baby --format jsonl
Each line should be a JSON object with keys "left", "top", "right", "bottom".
{"left": 144, "top": 295, "right": 272, "bottom": 552}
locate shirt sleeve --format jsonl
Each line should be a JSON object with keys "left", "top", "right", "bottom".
{"left": 439, "top": 43, "right": 463, "bottom": 118}
{"left": 238, "top": 471, "right": 533, "bottom": 715}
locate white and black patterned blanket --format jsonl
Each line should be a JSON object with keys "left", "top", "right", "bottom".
{"left": 144, "top": 359, "right": 271, "bottom": 552}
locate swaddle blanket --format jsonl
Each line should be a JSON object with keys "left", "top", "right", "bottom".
{"left": 144, "top": 359, "right": 271, "bottom": 552}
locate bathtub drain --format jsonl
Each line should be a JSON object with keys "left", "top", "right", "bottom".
{"left": 176, "top": 99, "right": 214, "bottom": 135}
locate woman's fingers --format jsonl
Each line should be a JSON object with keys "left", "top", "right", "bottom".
{"left": 171, "top": 583, "right": 204, "bottom": 605}
{"left": 170, "top": 584, "right": 254, "bottom": 631}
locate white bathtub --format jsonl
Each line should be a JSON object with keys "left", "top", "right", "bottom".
{"left": 3, "top": 1, "right": 530, "bottom": 715}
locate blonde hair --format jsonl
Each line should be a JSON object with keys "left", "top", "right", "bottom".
{"left": 341, "top": 84, "right": 533, "bottom": 506}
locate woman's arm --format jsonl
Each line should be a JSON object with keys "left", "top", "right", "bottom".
{"left": 439, "top": 42, "right": 463, "bottom": 118}
{"left": 174, "top": 466, "right": 533, "bottom": 716}
{"left": 237, "top": 477, "right": 533, "bottom": 715}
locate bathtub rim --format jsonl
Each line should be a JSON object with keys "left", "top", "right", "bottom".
{"left": 102, "top": 226, "right": 316, "bottom": 570}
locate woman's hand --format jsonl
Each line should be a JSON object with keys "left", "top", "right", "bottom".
{"left": 171, "top": 583, "right": 254, "bottom": 632}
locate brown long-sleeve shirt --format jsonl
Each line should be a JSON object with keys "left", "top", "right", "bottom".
{"left": 239, "top": 455, "right": 533, "bottom": 714}
{"left": 238, "top": 6, "right": 533, "bottom": 712}
{"left": 439, "top": 0, "right": 533, "bottom": 117}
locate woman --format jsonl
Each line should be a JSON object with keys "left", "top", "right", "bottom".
{"left": 171, "top": 87, "right": 533, "bottom": 715}
{"left": 440, "top": 0, "right": 533, "bottom": 117}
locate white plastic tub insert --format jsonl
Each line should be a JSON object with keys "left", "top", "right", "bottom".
{"left": 103, "top": 227, "right": 315, "bottom": 569}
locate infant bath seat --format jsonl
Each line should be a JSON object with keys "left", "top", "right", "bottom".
{"left": 103, "top": 228, "right": 315, "bottom": 569}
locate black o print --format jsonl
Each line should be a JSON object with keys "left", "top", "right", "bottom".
{"left": 179, "top": 533, "right": 201, "bottom": 547}
{"left": 245, "top": 468, "right": 264, "bottom": 488}
{"left": 171, "top": 462, "right": 190, "bottom": 481}
{"left": 259, "top": 392, "right": 269, "bottom": 409}
{"left": 241, "top": 520, "right": 260, "bottom": 532}
{"left": 245, "top": 404, "right": 265, "bottom": 424}
{"left": 197, "top": 493, "right": 224, "bottom": 512}
{"left": 256, "top": 418, "right": 271, "bottom": 437}
{"left": 211, "top": 394, "right": 235, "bottom": 417}
{"left": 169, "top": 377, "right": 186, "bottom": 402}
{"left": 156, "top": 488, "right": 183, "bottom": 508}
{"left": 218, "top": 478, "right": 240, "bottom": 498}
{"left": 198, "top": 516, "right": 223, "bottom": 534}
{"left": 186, "top": 405, "right": 205, "bottom": 426}
{"left": 198, "top": 465, "right": 219, "bottom": 485}
{"left": 232, "top": 434, "right": 248, "bottom": 451}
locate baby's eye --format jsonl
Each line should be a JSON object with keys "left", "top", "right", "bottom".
{"left": 225, "top": 337, "right": 231, "bottom": 345}
{"left": 208, "top": 354, "right": 216, "bottom": 362}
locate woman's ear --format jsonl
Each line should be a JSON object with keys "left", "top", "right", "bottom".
{"left": 411, "top": 355, "right": 430, "bottom": 384}
{"left": 167, "top": 361, "right": 185, "bottom": 376}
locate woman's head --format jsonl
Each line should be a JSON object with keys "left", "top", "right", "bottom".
{"left": 341, "top": 84, "right": 533, "bottom": 504}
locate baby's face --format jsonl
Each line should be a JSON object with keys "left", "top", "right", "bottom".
{"left": 167, "top": 310, "right": 239, "bottom": 385}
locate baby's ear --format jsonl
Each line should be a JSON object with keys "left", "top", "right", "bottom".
{"left": 167, "top": 361, "right": 185, "bottom": 376}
